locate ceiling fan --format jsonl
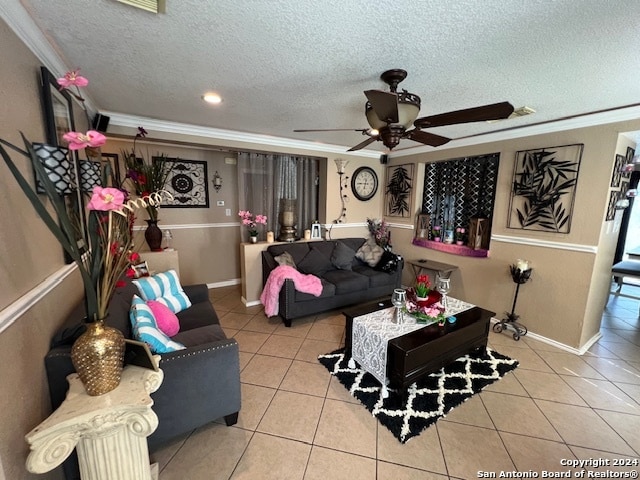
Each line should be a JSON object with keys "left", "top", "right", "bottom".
{"left": 294, "top": 69, "right": 515, "bottom": 151}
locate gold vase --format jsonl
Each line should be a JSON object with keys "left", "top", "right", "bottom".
{"left": 71, "top": 320, "right": 126, "bottom": 396}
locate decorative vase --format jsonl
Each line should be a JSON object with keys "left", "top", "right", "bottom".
{"left": 456, "top": 240, "right": 464, "bottom": 245}
{"left": 250, "top": 235, "right": 258, "bottom": 243}
{"left": 145, "top": 219, "right": 163, "bottom": 251}
{"left": 416, "top": 290, "right": 443, "bottom": 307}
{"left": 70, "top": 320, "right": 126, "bottom": 396}
{"left": 434, "top": 237, "right": 441, "bottom": 242}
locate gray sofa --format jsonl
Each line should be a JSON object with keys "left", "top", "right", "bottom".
{"left": 262, "top": 238, "right": 403, "bottom": 326}
{"left": 45, "top": 279, "right": 241, "bottom": 480}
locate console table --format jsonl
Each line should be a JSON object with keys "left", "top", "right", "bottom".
{"left": 25, "top": 361, "right": 164, "bottom": 480}
{"left": 407, "top": 258, "right": 458, "bottom": 284}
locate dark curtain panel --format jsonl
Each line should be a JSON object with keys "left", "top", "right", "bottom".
{"left": 421, "top": 153, "right": 500, "bottom": 231}
{"left": 237, "top": 152, "right": 319, "bottom": 241}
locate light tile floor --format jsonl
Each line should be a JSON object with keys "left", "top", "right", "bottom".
{"left": 155, "top": 284, "right": 640, "bottom": 479}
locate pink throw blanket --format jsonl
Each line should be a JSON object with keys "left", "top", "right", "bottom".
{"left": 260, "top": 265, "right": 323, "bottom": 317}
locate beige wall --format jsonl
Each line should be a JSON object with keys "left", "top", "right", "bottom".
{"left": 387, "top": 122, "right": 640, "bottom": 349}
{"left": 0, "top": 18, "right": 75, "bottom": 480}
{"left": 103, "top": 128, "right": 386, "bottom": 285}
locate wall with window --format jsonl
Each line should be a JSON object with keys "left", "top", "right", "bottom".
{"left": 387, "top": 124, "right": 637, "bottom": 350}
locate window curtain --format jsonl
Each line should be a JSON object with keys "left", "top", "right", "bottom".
{"left": 421, "top": 153, "right": 500, "bottom": 230}
{"left": 237, "top": 152, "right": 319, "bottom": 241}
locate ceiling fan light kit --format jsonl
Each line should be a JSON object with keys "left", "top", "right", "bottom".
{"left": 294, "top": 68, "right": 515, "bottom": 152}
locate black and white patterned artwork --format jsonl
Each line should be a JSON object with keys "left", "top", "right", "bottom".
{"left": 158, "top": 158, "right": 209, "bottom": 208}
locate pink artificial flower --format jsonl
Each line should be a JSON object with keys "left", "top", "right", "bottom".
{"left": 57, "top": 69, "right": 89, "bottom": 89}
{"left": 242, "top": 218, "right": 253, "bottom": 226}
{"left": 63, "top": 130, "right": 107, "bottom": 150}
{"left": 255, "top": 214, "right": 267, "bottom": 224}
{"left": 87, "top": 187, "right": 125, "bottom": 211}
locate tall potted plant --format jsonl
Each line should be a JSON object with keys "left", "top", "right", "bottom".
{"left": 0, "top": 69, "right": 150, "bottom": 395}
{"left": 0, "top": 133, "right": 145, "bottom": 395}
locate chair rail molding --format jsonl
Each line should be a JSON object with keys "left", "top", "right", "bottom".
{"left": 491, "top": 234, "right": 598, "bottom": 254}
{"left": 0, "top": 263, "right": 78, "bottom": 335}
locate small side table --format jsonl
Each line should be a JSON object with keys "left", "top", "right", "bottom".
{"left": 407, "top": 259, "right": 458, "bottom": 284}
{"left": 25, "top": 361, "right": 164, "bottom": 480}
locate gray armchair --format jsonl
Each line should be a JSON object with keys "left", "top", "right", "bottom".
{"left": 45, "top": 280, "right": 241, "bottom": 480}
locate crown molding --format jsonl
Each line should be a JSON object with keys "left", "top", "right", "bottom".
{"left": 103, "top": 111, "right": 380, "bottom": 158}
{"left": 1, "top": 2, "right": 99, "bottom": 114}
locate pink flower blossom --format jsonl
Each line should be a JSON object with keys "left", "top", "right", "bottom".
{"left": 63, "top": 130, "right": 107, "bottom": 150}
{"left": 57, "top": 69, "right": 89, "bottom": 88}
{"left": 87, "top": 187, "right": 125, "bottom": 211}
{"left": 255, "top": 214, "right": 267, "bottom": 224}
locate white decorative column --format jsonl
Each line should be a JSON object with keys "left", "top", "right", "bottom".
{"left": 25, "top": 362, "right": 164, "bottom": 480}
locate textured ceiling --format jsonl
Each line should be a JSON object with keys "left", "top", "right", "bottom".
{"left": 13, "top": 0, "right": 640, "bottom": 153}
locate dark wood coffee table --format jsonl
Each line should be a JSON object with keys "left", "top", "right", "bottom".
{"left": 343, "top": 298, "right": 495, "bottom": 399}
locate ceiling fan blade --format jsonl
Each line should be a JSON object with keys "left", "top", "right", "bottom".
{"left": 414, "top": 102, "right": 515, "bottom": 128}
{"left": 406, "top": 129, "right": 451, "bottom": 147}
{"left": 293, "top": 128, "right": 369, "bottom": 133}
{"left": 364, "top": 90, "right": 398, "bottom": 123}
{"left": 347, "top": 137, "right": 377, "bottom": 152}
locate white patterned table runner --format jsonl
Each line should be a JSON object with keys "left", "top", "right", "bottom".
{"left": 350, "top": 297, "right": 475, "bottom": 387}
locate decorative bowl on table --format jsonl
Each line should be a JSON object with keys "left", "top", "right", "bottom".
{"left": 404, "top": 288, "right": 446, "bottom": 324}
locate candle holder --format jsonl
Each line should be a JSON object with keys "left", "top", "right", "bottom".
{"left": 493, "top": 264, "right": 531, "bottom": 341}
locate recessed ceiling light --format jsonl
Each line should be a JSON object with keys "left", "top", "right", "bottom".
{"left": 202, "top": 93, "right": 222, "bottom": 104}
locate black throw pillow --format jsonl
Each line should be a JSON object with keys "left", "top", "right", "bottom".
{"left": 374, "top": 250, "right": 401, "bottom": 273}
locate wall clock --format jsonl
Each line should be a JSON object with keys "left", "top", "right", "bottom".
{"left": 351, "top": 166, "right": 378, "bottom": 201}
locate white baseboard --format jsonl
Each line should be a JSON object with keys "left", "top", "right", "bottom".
{"left": 490, "top": 317, "right": 602, "bottom": 355}
{"left": 206, "top": 278, "right": 241, "bottom": 289}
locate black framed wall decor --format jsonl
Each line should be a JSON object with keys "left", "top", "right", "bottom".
{"left": 507, "top": 144, "right": 583, "bottom": 233}
{"left": 158, "top": 157, "right": 209, "bottom": 208}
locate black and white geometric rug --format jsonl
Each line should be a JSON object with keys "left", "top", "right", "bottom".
{"left": 318, "top": 347, "right": 518, "bottom": 443}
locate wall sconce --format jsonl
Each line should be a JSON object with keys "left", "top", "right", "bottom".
{"left": 333, "top": 158, "right": 349, "bottom": 224}
{"left": 212, "top": 171, "right": 222, "bottom": 192}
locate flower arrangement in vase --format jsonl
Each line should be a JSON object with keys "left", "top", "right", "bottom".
{"left": 122, "top": 127, "right": 174, "bottom": 250}
{"left": 366, "top": 217, "right": 391, "bottom": 249}
{"left": 239, "top": 210, "right": 267, "bottom": 242}
{"left": 403, "top": 295, "right": 446, "bottom": 325}
{"left": 432, "top": 225, "right": 442, "bottom": 242}
{"left": 455, "top": 227, "right": 466, "bottom": 245}
{"left": 0, "top": 136, "right": 147, "bottom": 396}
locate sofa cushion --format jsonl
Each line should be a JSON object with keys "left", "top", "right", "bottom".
{"left": 171, "top": 324, "right": 227, "bottom": 347}
{"left": 275, "top": 251, "right": 297, "bottom": 268}
{"left": 147, "top": 300, "right": 180, "bottom": 336}
{"left": 130, "top": 295, "right": 185, "bottom": 354}
{"left": 353, "top": 264, "right": 399, "bottom": 288}
{"left": 322, "top": 270, "right": 369, "bottom": 294}
{"left": 294, "top": 278, "right": 336, "bottom": 301}
{"left": 331, "top": 241, "right": 356, "bottom": 270}
{"left": 355, "top": 240, "right": 384, "bottom": 267}
{"left": 176, "top": 300, "right": 220, "bottom": 330}
{"left": 298, "top": 248, "right": 333, "bottom": 277}
{"left": 133, "top": 269, "right": 192, "bottom": 314}
{"left": 267, "top": 243, "right": 311, "bottom": 265}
